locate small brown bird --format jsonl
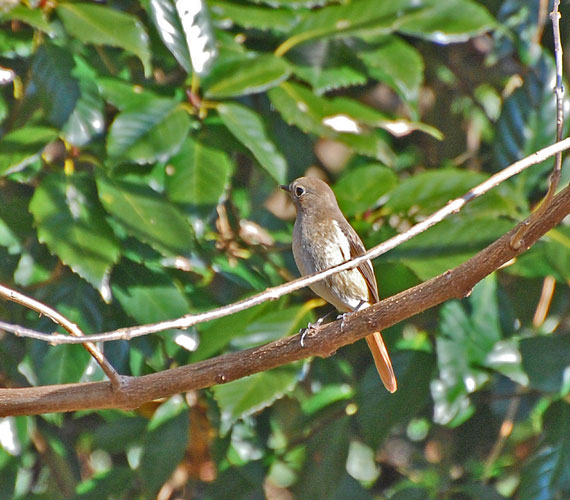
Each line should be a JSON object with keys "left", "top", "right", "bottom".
{"left": 281, "top": 176, "right": 397, "bottom": 393}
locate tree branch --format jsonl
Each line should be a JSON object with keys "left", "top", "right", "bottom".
{"left": 3, "top": 137, "right": 570, "bottom": 346}
{"left": 0, "top": 284, "right": 121, "bottom": 387}
{"left": 1, "top": 183, "right": 569, "bottom": 416}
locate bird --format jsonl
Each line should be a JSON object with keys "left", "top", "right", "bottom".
{"left": 280, "top": 176, "right": 397, "bottom": 393}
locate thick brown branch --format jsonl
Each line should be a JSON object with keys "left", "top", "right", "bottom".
{"left": 1, "top": 183, "right": 569, "bottom": 416}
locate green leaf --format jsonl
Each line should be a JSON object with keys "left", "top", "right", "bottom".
{"left": 96, "top": 174, "right": 195, "bottom": 257}
{"left": 1, "top": 5, "right": 53, "bottom": 33}
{"left": 218, "top": 102, "right": 287, "bottom": 183}
{"left": 204, "top": 53, "right": 291, "bottom": 98}
{"left": 0, "top": 126, "right": 58, "bottom": 177}
{"left": 432, "top": 275, "right": 502, "bottom": 426}
{"left": 493, "top": 52, "right": 569, "bottom": 196}
{"left": 212, "top": 365, "right": 301, "bottom": 433}
{"left": 76, "top": 467, "right": 135, "bottom": 500}
{"left": 97, "top": 77, "right": 158, "bottom": 111}
{"left": 519, "top": 401, "right": 570, "bottom": 500}
{"left": 165, "top": 136, "right": 232, "bottom": 209}
{"left": 107, "top": 98, "right": 192, "bottom": 164}
{"left": 397, "top": 0, "right": 496, "bottom": 43}
{"left": 57, "top": 2, "right": 151, "bottom": 76}
{"left": 148, "top": 0, "right": 192, "bottom": 73}
{"left": 268, "top": 82, "right": 395, "bottom": 164}
{"left": 358, "top": 36, "right": 424, "bottom": 110}
{"left": 32, "top": 44, "right": 80, "bottom": 127}
{"left": 333, "top": 164, "right": 397, "bottom": 216}
{"left": 388, "top": 216, "right": 514, "bottom": 281}
{"left": 29, "top": 173, "right": 121, "bottom": 297}
{"left": 111, "top": 260, "right": 190, "bottom": 324}
{"left": 294, "top": 417, "right": 352, "bottom": 499}
{"left": 284, "top": 0, "right": 413, "bottom": 50}
{"left": 141, "top": 397, "right": 189, "bottom": 494}
{"left": 358, "top": 350, "right": 435, "bottom": 448}
{"left": 209, "top": 0, "right": 298, "bottom": 32}
{"left": 63, "top": 58, "right": 105, "bottom": 147}
{"left": 521, "top": 332, "right": 570, "bottom": 393}
{"left": 290, "top": 40, "right": 368, "bottom": 94}
{"left": 37, "top": 344, "right": 91, "bottom": 385}
{"left": 173, "top": 0, "right": 218, "bottom": 75}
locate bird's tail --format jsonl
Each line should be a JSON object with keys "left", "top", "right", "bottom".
{"left": 365, "top": 332, "right": 397, "bottom": 393}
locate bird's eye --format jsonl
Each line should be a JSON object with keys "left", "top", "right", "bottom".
{"left": 295, "top": 186, "right": 305, "bottom": 197}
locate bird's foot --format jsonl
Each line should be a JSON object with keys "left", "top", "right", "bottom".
{"left": 299, "top": 315, "right": 327, "bottom": 347}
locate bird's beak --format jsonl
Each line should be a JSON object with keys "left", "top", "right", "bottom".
{"left": 279, "top": 184, "right": 290, "bottom": 192}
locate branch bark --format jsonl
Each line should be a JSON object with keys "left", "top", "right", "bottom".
{"left": 2, "top": 182, "right": 569, "bottom": 416}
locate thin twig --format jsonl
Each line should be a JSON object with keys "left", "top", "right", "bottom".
{"left": 510, "top": 0, "right": 565, "bottom": 249}
{"left": 483, "top": 397, "right": 520, "bottom": 481}
{"left": 532, "top": 275, "right": 556, "bottom": 327}
{"left": 2, "top": 137, "right": 570, "bottom": 346}
{"left": 0, "top": 284, "right": 121, "bottom": 388}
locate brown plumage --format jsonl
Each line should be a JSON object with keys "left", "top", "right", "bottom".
{"left": 281, "top": 177, "right": 397, "bottom": 393}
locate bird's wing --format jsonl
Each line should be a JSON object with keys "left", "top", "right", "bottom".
{"left": 339, "top": 222, "right": 380, "bottom": 303}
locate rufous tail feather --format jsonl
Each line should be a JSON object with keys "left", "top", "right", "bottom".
{"left": 365, "top": 332, "right": 397, "bottom": 393}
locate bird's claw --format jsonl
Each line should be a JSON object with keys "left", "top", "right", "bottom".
{"left": 299, "top": 316, "right": 326, "bottom": 347}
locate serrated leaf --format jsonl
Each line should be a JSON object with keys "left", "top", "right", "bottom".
{"left": 111, "top": 260, "right": 190, "bottom": 324}
{"left": 174, "top": 0, "right": 217, "bottom": 75}
{"left": 333, "top": 164, "right": 397, "bottom": 216}
{"left": 0, "top": 126, "right": 58, "bottom": 176}
{"left": 57, "top": 2, "right": 151, "bottom": 76}
{"left": 290, "top": 40, "right": 368, "bottom": 94}
{"left": 29, "top": 173, "right": 121, "bottom": 296}
{"left": 96, "top": 174, "right": 195, "bottom": 257}
{"left": 268, "top": 82, "right": 395, "bottom": 164}
{"left": 148, "top": 0, "right": 192, "bottom": 73}
{"left": 204, "top": 53, "right": 291, "bottom": 98}
{"left": 141, "top": 397, "right": 189, "bottom": 494}
{"left": 397, "top": 0, "right": 496, "bottom": 43}
{"left": 165, "top": 137, "right": 232, "bottom": 208}
{"left": 358, "top": 350, "right": 435, "bottom": 448}
{"left": 31, "top": 44, "right": 80, "bottom": 127}
{"left": 218, "top": 102, "right": 287, "bottom": 183}
{"left": 107, "top": 98, "right": 192, "bottom": 164}
{"left": 285, "top": 0, "right": 414, "bottom": 50}
{"left": 212, "top": 365, "right": 300, "bottom": 433}
{"left": 385, "top": 168, "right": 510, "bottom": 215}
{"left": 358, "top": 36, "right": 424, "bottom": 110}
{"left": 209, "top": 0, "right": 298, "bottom": 32}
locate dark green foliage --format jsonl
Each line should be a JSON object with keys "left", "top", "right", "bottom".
{"left": 0, "top": 0, "right": 569, "bottom": 499}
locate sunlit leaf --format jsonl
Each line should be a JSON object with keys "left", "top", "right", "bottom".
{"left": 0, "top": 126, "right": 57, "bottom": 176}
{"left": 29, "top": 173, "right": 120, "bottom": 297}
{"left": 57, "top": 2, "right": 151, "bottom": 76}
{"left": 209, "top": 0, "right": 298, "bottom": 32}
{"left": 165, "top": 136, "right": 233, "bottom": 209}
{"left": 212, "top": 365, "right": 301, "bottom": 434}
{"left": 107, "top": 98, "right": 192, "bottom": 164}
{"left": 97, "top": 174, "right": 195, "bottom": 256}
{"left": 204, "top": 53, "right": 291, "bottom": 98}
{"left": 218, "top": 102, "right": 287, "bottom": 183}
